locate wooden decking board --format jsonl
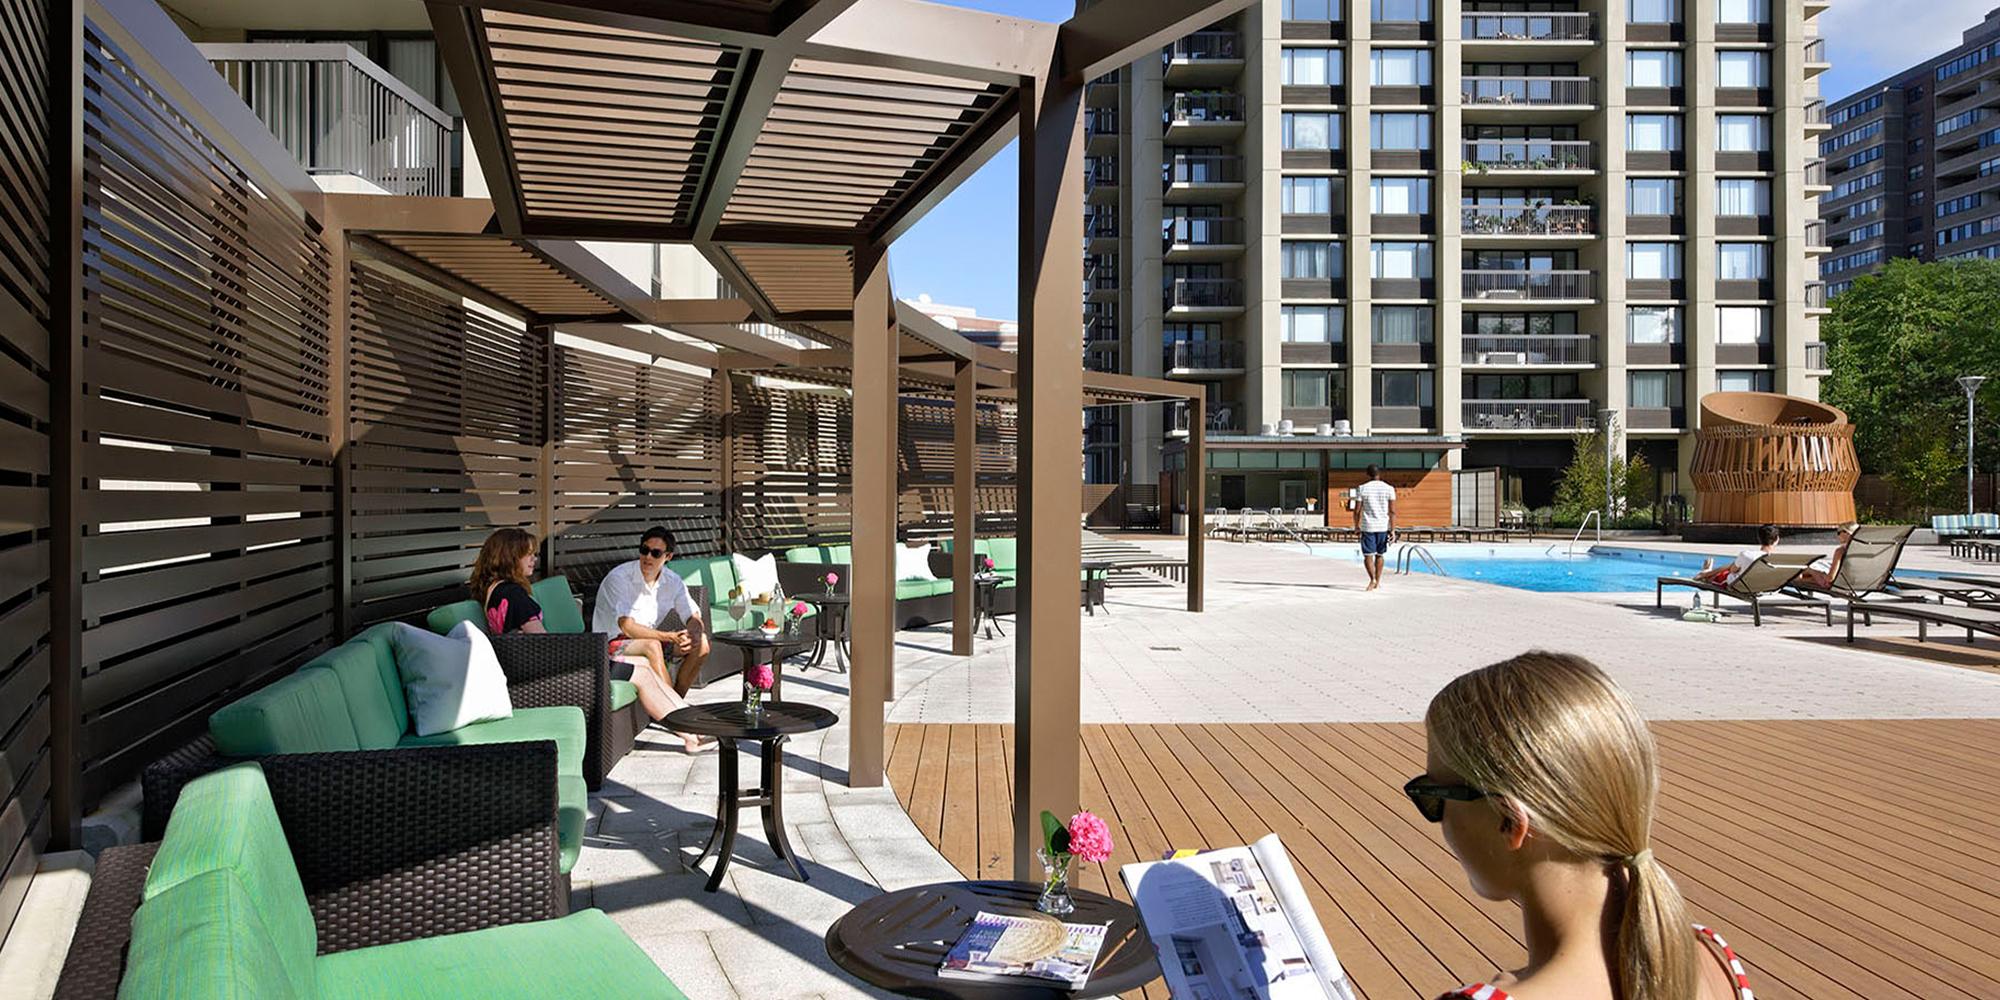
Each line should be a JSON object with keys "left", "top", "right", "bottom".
{"left": 883, "top": 720, "right": 2000, "bottom": 1000}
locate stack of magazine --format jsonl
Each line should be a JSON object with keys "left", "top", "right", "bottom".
{"left": 938, "top": 911, "right": 1110, "bottom": 989}
{"left": 1120, "top": 833, "right": 1359, "bottom": 1000}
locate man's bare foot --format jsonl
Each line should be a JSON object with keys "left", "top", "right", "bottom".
{"left": 1365, "top": 579, "right": 1379, "bottom": 591}
{"left": 682, "top": 736, "right": 716, "bottom": 754}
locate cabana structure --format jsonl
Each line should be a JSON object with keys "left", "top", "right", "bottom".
{"left": 0, "top": 0, "right": 1244, "bottom": 939}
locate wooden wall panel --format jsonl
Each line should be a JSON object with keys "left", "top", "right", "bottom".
{"left": 897, "top": 397, "right": 1017, "bottom": 544}
{"left": 731, "top": 377, "right": 851, "bottom": 553}
{"left": 1327, "top": 465, "right": 1453, "bottom": 529}
{"left": 78, "top": 22, "right": 336, "bottom": 804}
{"left": 0, "top": 0, "right": 48, "bottom": 947}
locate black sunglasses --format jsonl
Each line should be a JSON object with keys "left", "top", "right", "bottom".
{"left": 639, "top": 545, "right": 668, "bottom": 558}
{"left": 1403, "top": 774, "right": 1488, "bottom": 823}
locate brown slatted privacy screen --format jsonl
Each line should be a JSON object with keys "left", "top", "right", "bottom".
{"left": 347, "top": 261, "right": 543, "bottom": 628}
{"left": 897, "top": 398, "right": 1018, "bottom": 543}
{"left": 0, "top": 0, "right": 48, "bottom": 945}
{"left": 80, "top": 23, "right": 336, "bottom": 802}
{"left": 730, "top": 377, "right": 851, "bottom": 552}
{"left": 550, "top": 346, "right": 721, "bottom": 599}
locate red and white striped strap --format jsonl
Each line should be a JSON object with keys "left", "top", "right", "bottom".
{"left": 1695, "top": 923, "right": 1756, "bottom": 1000}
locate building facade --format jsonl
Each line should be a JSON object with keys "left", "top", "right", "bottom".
{"left": 1820, "top": 7, "right": 2000, "bottom": 297}
{"left": 1087, "top": 0, "right": 1830, "bottom": 516}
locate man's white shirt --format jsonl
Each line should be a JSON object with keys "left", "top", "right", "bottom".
{"left": 591, "top": 559, "right": 699, "bottom": 636}
{"left": 1355, "top": 480, "right": 1396, "bottom": 533}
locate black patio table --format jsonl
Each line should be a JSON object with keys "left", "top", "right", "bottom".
{"left": 663, "top": 701, "right": 839, "bottom": 893}
{"left": 711, "top": 628, "right": 812, "bottom": 701}
{"left": 798, "top": 592, "right": 849, "bottom": 672}
{"left": 971, "top": 573, "right": 1006, "bottom": 639}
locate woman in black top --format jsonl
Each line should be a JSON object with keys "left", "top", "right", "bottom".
{"left": 471, "top": 529, "right": 711, "bottom": 754}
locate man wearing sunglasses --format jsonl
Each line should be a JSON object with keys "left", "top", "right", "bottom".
{"left": 591, "top": 526, "right": 710, "bottom": 694}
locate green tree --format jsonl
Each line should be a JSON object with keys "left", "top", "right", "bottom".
{"left": 1552, "top": 430, "right": 1654, "bottom": 522}
{"left": 1890, "top": 437, "right": 1964, "bottom": 518}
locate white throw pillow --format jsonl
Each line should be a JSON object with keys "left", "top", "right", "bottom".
{"left": 895, "top": 543, "right": 938, "bottom": 581}
{"left": 388, "top": 621, "right": 515, "bottom": 737}
{"left": 731, "top": 551, "right": 780, "bottom": 599}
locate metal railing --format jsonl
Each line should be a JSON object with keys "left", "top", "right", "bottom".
{"left": 1166, "top": 31, "right": 1242, "bottom": 61}
{"left": 1086, "top": 265, "right": 1119, "bottom": 293}
{"left": 1164, "top": 277, "right": 1245, "bottom": 309}
{"left": 1804, "top": 38, "right": 1827, "bottom": 64}
{"left": 1164, "top": 154, "right": 1244, "bottom": 184}
{"left": 1806, "top": 341, "right": 1829, "bottom": 370}
{"left": 1461, "top": 335, "right": 1594, "bottom": 365}
{"left": 1461, "top": 76, "right": 1593, "bottom": 106}
{"left": 1463, "top": 269, "right": 1594, "bottom": 300}
{"left": 1086, "top": 107, "right": 1120, "bottom": 136}
{"left": 1461, "top": 139, "right": 1592, "bottom": 171}
{"left": 1804, "top": 221, "right": 1828, "bottom": 246}
{"left": 1170, "top": 402, "right": 1246, "bottom": 434}
{"left": 1087, "top": 213, "right": 1121, "bottom": 239}
{"left": 1166, "top": 93, "right": 1246, "bottom": 123}
{"left": 1163, "top": 216, "right": 1245, "bottom": 246}
{"left": 1460, "top": 204, "right": 1594, "bottom": 235}
{"left": 1806, "top": 282, "right": 1828, "bottom": 308}
{"left": 1461, "top": 12, "right": 1594, "bottom": 41}
{"left": 1463, "top": 399, "right": 1597, "bottom": 430}
{"left": 1085, "top": 156, "right": 1118, "bottom": 187}
{"left": 1805, "top": 99, "right": 1827, "bottom": 125}
{"left": 202, "top": 42, "right": 453, "bottom": 197}
{"left": 1164, "top": 340, "right": 1246, "bottom": 370}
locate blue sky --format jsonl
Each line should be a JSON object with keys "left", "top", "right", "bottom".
{"left": 891, "top": 0, "right": 1977, "bottom": 320}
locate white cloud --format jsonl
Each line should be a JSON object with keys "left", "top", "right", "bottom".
{"left": 1819, "top": 0, "right": 1992, "bottom": 83}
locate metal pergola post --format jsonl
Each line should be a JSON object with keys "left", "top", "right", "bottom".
{"left": 952, "top": 359, "right": 977, "bottom": 656}
{"left": 849, "top": 244, "right": 895, "bottom": 785}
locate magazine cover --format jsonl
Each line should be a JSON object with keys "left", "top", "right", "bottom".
{"left": 938, "top": 911, "right": 1109, "bottom": 989}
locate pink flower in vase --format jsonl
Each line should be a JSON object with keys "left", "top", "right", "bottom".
{"left": 749, "top": 663, "right": 775, "bottom": 691}
{"left": 1065, "top": 811, "right": 1114, "bottom": 863}
{"left": 825, "top": 572, "right": 839, "bottom": 586}
{"left": 980, "top": 556, "right": 995, "bottom": 573}
{"left": 791, "top": 601, "right": 809, "bottom": 618}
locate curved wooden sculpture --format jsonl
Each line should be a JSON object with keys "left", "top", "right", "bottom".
{"left": 1690, "top": 392, "right": 1859, "bottom": 526}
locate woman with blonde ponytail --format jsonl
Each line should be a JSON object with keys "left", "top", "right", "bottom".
{"left": 1408, "top": 651, "right": 1752, "bottom": 1000}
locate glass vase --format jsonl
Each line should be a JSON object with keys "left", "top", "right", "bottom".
{"left": 1036, "top": 848, "right": 1075, "bottom": 916}
{"left": 742, "top": 688, "right": 763, "bottom": 717}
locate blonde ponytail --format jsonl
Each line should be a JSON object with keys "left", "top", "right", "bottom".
{"left": 1618, "top": 849, "right": 1699, "bottom": 1000}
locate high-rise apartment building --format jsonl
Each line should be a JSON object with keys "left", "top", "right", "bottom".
{"left": 1820, "top": 7, "right": 2000, "bottom": 297}
{"left": 1086, "top": 0, "right": 1829, "bottom": 515}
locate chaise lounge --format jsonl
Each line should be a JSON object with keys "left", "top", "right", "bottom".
{"left": 1655, "top": 553, "right": 1814, "bottom": 626}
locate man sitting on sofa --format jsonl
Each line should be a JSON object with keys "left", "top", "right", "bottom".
{"left": 593, "top": 527, "right": 711, "bottom": 694}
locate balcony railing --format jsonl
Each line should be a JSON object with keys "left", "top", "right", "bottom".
{"left": 1166, "top": 31, "right": 1242, "bottom": 62}
{"left": 1804, "top": 38, "right": 1827, "bottom": 64}
{"left": 1166, "top": 93, "right": 1245, "bottom": 123}
{"left": 1461, "top": 12, "right": 1594, "bottom": 41}
{"left": 1164, "top": 154, "right": 1244, "bottom": 184}
{"left": 1806, "top": 341, "right": 1829, "bottom": 370}
{"left": 1461, "top": 76, "right": 1593, "bottom": 106}
{"left": 1164, "top": 277, "right": 1244, "bottom": 309}
{"left": 1463, "top": 269, "right": 1594, "bottom": 300}
{"left": 1086, "top": 108, "right": 1120, "bottom": 136}
{"left": 1805, "top": 100, "right": 1827, "bottom": 126}
{"left": 1086, "top": 266, "right": 1119, "bottom": 293}
{"left": 1163, "top": 217, "right": 1245, "bottom": 246}
{"left": 1464, "top": 399, "right": 1597, "bottom": 430}
{"left": 1164, "top": 340, "right": 1245, "bottom": 370}
{"left": 202, "top": 42, "right": 453, "bottom": 197}
{"left": 1804, "top": 221, "right": 1828, "bottom": 246}
{"left": 1085, "top": 156, "right": 1118, "bottom": 187}
{"left": 1462, "top": 335, "right": 1593, "bottom": 365}
{"left": 1461, "top": 204, "right": 1594, "bottom": 236}
{"left": 1806, "top": 283, "right": 1828, "bottom": 308}
{"left": 1462, "top": 139, "right": 1592, "bottom": 171}
{"left": 1087, "top": 213, "right": 1121, "bottom": 239}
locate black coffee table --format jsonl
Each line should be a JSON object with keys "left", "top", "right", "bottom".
{"left": 824, "top": 880, "right": 1159, "bottom": 999}
{"left": 798, "top": 592, "right": 849, "bottom": 672}
{"left": 711, "top": 628, "right": 813, "bottom": 701}
{"left": 663, "top": 701, "right": 839, "bottom": 892}
{"left": 971, "top": 573, "right": 1006, "bottom": 639}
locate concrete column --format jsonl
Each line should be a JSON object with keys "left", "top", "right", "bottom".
{"left": 1600, "top": 9, "right": 1630, "bottom": 421}
{"left": 1130, "top": 57, "right": 1167, "bottom": 477}
{"left": 848, "top": 245, "right": 895, "bottom": 786}
{"left": 1775, "top": 0, "right": 1813, "bottom": 398}
{"left": 1688, "top": 0, "right": 1720, "bottom": 438}
{"left": 1346, "top": 11, "right": 1374, "bottom": 432}
{"left": 1247, "top": 6, "right": 1279, "bottom": 431}
{"left": 1437, "top": 0, "right": 1464, "bottom": 441}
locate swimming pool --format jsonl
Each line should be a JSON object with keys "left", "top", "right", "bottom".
{"left": 1316, "top": 543, "right": 1936, "bottom": 594}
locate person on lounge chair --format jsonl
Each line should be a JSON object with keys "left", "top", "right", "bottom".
{"left": 1795, "top": 521, "right": 1859, "bottom": 590}
{"left": 1694, "top": 523, "right": 1780, "bottom": 584}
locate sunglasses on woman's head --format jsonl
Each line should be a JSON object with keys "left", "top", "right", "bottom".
{"left": 639, "top": 545, "right": 668, "bottom": 558}
{"left": 1403, "top": 774, "right": 1488, "bottom": 823}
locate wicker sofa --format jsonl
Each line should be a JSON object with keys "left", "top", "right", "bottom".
{"left": 141, "top": 625, "right": 600, "bottom": 888}
{"left": 58, "top": 761, "right": 682, "bottom": 999}
{"left": 782, "top": 539, "right": 1040, "bottom": 628}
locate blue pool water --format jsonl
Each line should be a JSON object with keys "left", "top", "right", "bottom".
{"left": 1323, "top": 544, "right": 1938, "bottom": 594}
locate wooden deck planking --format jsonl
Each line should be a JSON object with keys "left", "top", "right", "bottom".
{"left": 884, "top": 720, "right": 2000, "bottom": 1000}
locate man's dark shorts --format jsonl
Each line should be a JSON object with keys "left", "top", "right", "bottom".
{"left": 1360, "top": 531, "right": 1390, "bottom": 555}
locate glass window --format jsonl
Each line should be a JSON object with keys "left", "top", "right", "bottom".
{"left": 1627, "top": 50, "right": 1680, "bottom": 88}
{"left": 1283, "top": 48, "right": 1341, "bottom": 85}
{"left": 1371, "top": 49, "right": 1432, "bottom": 86}
{"left": 1372, "top": 0, "right": 1431, "bottom": 22}
{"left": 1627, "top": 306, "right": 1681, "bottom": 344}
{"left": 1282, "top": 241, "right": 1343, "bottom": 279}
{"left": 1370, "top": 113, "right": 1433, "bottom": 150}
{"left": 1627, "top": 178, "right": 1679, "bottom": 215}
{"left": 1628, "top": 372, "right": 1683, "bottom": 408}
{"left": 1374, "top": 371, "right": 1435, "bottom": 407}
{"left": 1716, "top": 50, "right": 1769, "bottom": 88}
{"left": 1718, "top": 370, "right": 1773, "bottom": 392}
{"left": 1282, "top": 305, "right": 1343, "bottom": 343}
{"left": 1630, "top": 0, "right": 1678, "bottom": 23}
{"left": 1626, "top": 114, "right": 1681, "bottom": 151}
{"left": 1370, "top": 177, "right": 1431, "bottom": 215}
{"left": 1716, "top": 306, "right": 1771, "bottom": 343}
{"left": 1716, "top": 114, "right": 1770, "bottom": 151}
{"left": 1716, "top": 242, "right": 1769, "bottom": 280}
{"left": 1282, "top": 176, "right": 1332, "bottom": 214}
{"left": 1716, "top": 0, "right": 1768, "bottom": 24}
{"left": 1283, "top": 371, "right": 1338, "bottom": 409}
{"left": 1282, "top": 0, "right": 1333, "bottom": 19}
{"left": 1282, "top": 112, "right": 1340, "bottom": 151}
{"left": 1371, "top": 241, "right": 1434, "bottom": 279}
{"left": 1373, "top": 306, "right": 1434, "bottom": 343}
{"left": 1715, "top": 178, "right": 1769, "bottom": 216}
{"left": 1627, "top": 242, "right": 1680, "bottom": 280}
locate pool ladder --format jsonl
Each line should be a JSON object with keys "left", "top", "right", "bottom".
{"left": 1395, "top": 544, "right": 1446, "bottom": 577}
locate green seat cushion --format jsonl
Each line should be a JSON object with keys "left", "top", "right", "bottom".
{"left": 983, "top": 538, "right": 1018, "bottom": 573}
{"left": 397, "top": 705, "right": 586, "bottom": 778}
{"left": 783, "top": 547, "right": 826, "bottom": 564}
{"left": 210, "top": 667, "right": 360, "bottom": 757}
{"left": 308, "top": 642, "right": 405, "bottom": 750}
{"left": 314, "top": 908, "right": 682, "bottom": 999}
{"left": 827, "top": 544, "right": 852, "bottom": 563}
{"left": 350, "top": 623, "right": 411, "bottom": 728}
{"left": 609, "top": 679, "right": 638, "bottom": 712}
{"left": 531, "top": 576, "right": 587, "bottom": 634}
{"left": 142, "top": 764, "right": 316, "bottom": 999}
{"left": 894, "top": 579, "right": 953, "bottom": 600}
{"left": 122, "top": 869, "right": 304, "bottom": 1000}
{"left": 556, "top": 774, "right": 586, "bottom": 872}
{"left": 425, "top": 600, "right": 481, "bottom": 636}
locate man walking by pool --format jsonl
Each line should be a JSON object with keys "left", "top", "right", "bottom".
{"left": 1353, "top": 464, "right": 1396, "bottom": 591}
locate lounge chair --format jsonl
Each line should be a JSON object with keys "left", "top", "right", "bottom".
{"left": 1655, "top": 553, "right": 1814, "bottom": 626}
{"left": 1784, "top": 524, "right": 1917, "bottom": 623}
{"left": 1838, "top": 596, "right": 2000, "bottom": 644}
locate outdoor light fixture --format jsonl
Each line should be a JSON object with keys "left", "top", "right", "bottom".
{"left": 1962, "top": 376, "right": 1988, "bottom": 514}
{"left": 1599, "top": 408, "right": 1619, "bottom": 523}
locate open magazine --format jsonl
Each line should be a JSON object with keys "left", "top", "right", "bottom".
{"left": 938, "top": 911, "right": 1109, "bottom": 989}
{"left": 1120, "top": 834, "right": 1358, "bottom": 1000}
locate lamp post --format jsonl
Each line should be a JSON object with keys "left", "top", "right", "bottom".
{"left": 1960, "top": 375, "right": 1988, "bottom": 514}
{"left": 1599, "top": 408, "right": 1619, "bottom": 522}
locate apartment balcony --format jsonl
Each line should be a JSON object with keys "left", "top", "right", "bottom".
{"left": 1805, "top": 221, "right": 1831, "bottom": 254}
{"left": 1164, "top": 340, "right": 1246, "bottom": 375}
{"left": 202, "top": 42, "right": 453, "bottom": 196}
{"left": 1086, "top": 81, "right": 1119, "bottom": 107}
{"left": 1163, "top": 217, "right": 1246, "bottom": 261}
{"left": 1164, "top": 154, "right": 1245, "bottom": 202}
{"left": 1803, "top": 38, "right": 1829, "bottom": 77}
{"left": 1164, "top": 93, "right": 1245, "bottom": 141}
{"left": 1085, "top": 156, "right": 1119, "bottom": 204}
{"left": 1163, "top": 277, "right": 1245, "bottom": 316}
{"left": 1460, "top": 76, "right": 1593, "bottom": 120}
{"left": 1803, "top": 159, "right": 1831, "bottom": 193}
{"left": 1085, "top": 107, "right": 1120, "bottom": 154}
{"left": 1086, "top": 264, "right": 1119, "bottom": 302}
{"left": 1464, "top": 399, "right": 1597, "bottom": 432}
{"left": 1087, "top": 211, "right": 1120, "bottom": 250}
{"left": 1084, "top": 304, "right": 1118, "bottom": 344}
{"left": 1806, "top": 282, "right": 1831, "bottom": 313}
{"left": 1461, "top": 335, "right": 1593, "bottom": 367}
{"left": 1168, "top": 401, "right": 1246, "bottom": 436}
{"left": 1461, "top": 139, "right": 1592, "bottom": 175}
{"left": 1460, "top": 11, "right": 1594, "bottom": 47}
{"left": 1803, "top": 99, "right": 1830, "bottom": 134}
{"left": 1462, "top": 269, "right": 1593, "bottom": 302}
{"left": 1163, "top": 31, "right": 1244, "bottom": 85}
{"left": 1806, "top": 341, "right": 1830, "bottom": 373}
{"left": 1459, "top": 204, "right": 1594, "bottom": 240}
{"left": 1804, "top": 0, "right": 1831, "bottom": 13}
{"left": 1627, "top": 406, "right": 1686, "bottom": 431}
